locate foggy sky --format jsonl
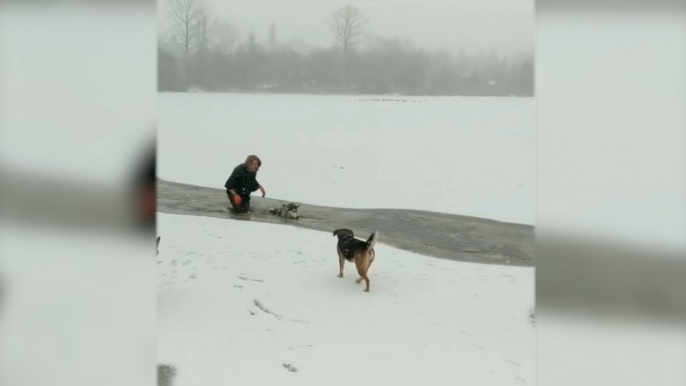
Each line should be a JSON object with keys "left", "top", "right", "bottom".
{"left": 159, "top": 0, "right": 533, "bottom": 55}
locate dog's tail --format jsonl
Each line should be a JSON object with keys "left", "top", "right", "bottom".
{"left": 365, "top": 231, "right": 379, "bottom": 250}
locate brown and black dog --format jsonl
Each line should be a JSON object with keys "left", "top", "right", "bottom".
{"left": 333, "top": 229, "right": 379, "bottom": 292}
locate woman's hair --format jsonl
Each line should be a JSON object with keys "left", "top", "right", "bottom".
{"left": 244, "top": 155, "right": 262, "bottom": 167}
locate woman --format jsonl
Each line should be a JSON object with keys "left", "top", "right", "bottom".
{"left": 224, "top": 155, "right": 266, "bottom": 213}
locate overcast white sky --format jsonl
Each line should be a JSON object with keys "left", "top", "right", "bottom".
{"left": 159, "top": 0, "right": 533, "bottom": 55}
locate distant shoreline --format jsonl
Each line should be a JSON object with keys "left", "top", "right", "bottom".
{"left": 159, "top": 89, "right": 534, "bottom": 98}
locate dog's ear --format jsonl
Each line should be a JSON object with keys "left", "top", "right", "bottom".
{"left": 282, "top": 203, "right": 287, "bottom": 207}
{"left": 295, "top": 204, "right": 300, "bottom": 209}
{"left": 333, "top": 229, "right": 339, "bottom": 237}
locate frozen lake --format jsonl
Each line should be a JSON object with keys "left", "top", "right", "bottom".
{"left": 159, "top": 93, "right": 535, "bottom": 225}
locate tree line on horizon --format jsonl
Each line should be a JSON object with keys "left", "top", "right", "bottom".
{"left": 158, "top": 0, "right": 534, "bottom": 97}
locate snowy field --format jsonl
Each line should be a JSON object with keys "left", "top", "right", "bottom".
{"left": 157, "top": 213, "right": 534, "bottom": 386}
{"left": 158, "top": 93, "right": 535, "bottom": 225}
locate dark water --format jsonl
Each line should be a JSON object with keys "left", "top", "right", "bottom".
{"left": 157, "top": 179, "right": 534, "bottom": 267}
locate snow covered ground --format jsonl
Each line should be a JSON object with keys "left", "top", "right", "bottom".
{"left": 157, "top": 213, "right": 534, "bottom": 386}
{"left": 158, "top": 93, "right": 535, "bottom": 225}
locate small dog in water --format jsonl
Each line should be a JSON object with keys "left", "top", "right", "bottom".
{"left": 333, "top": 228, "right": 379, "bottom": 292}
{"left": 268, "top": 203, "right": 300, "bottom": 220}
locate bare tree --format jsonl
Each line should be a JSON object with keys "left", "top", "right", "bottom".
{"left": 327, "top": 5, "right": 368, "bottom": 57}
{"left": 167, "top": 0, "right": 208, "bottom": 55}
{"left": 195, "top": 11, "right": 216, "bottom": 52}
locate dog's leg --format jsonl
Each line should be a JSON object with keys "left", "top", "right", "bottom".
{"left": 337, "top": 251, "right": 345, "bottom": 278}
{"left": 355, "top": 264, "right": 365, "bottom": 283}
{"left": 355, "top": 258, "right": 364, "bottom": 284}
{"left": 355, "top": 257, "right": 371, "bottom": 292}
{"left": 357, "top": 269, "right": 371, "bottom": 292}
{"left": 362, "top": 259, "right": 373, "bottom": 292}
{"left": 362, "top": 275, "right": 370, "bottom": 292}
{"left": 357, "top": 252, "right": 375, "bottom": 290}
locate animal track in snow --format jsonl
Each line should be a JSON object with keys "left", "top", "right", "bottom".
{"left": 237, "top": 276, "right": 264, "bottom": 283}
{"left": 253, "top": 299, "right": 309, "bottom": 324}
{"left": 254, "top": 299, "right": 283, "bottom": 320}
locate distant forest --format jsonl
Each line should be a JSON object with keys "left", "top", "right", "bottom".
{"left": 158, "top": 1, "right": 534, "bottom": 97}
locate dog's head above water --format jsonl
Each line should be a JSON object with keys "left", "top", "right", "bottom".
{"left": 283, "top": 203, "right": 300, "bottom": 219}
{"left": 270, "top": 202, "right": 300, "bottom": 219}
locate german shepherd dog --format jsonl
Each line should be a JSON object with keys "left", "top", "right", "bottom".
{"left": 333, "top": 229, "right": 379, "bottom": 292}
{"left": 268, "top": 203, "right": 300, "bottom": 219}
